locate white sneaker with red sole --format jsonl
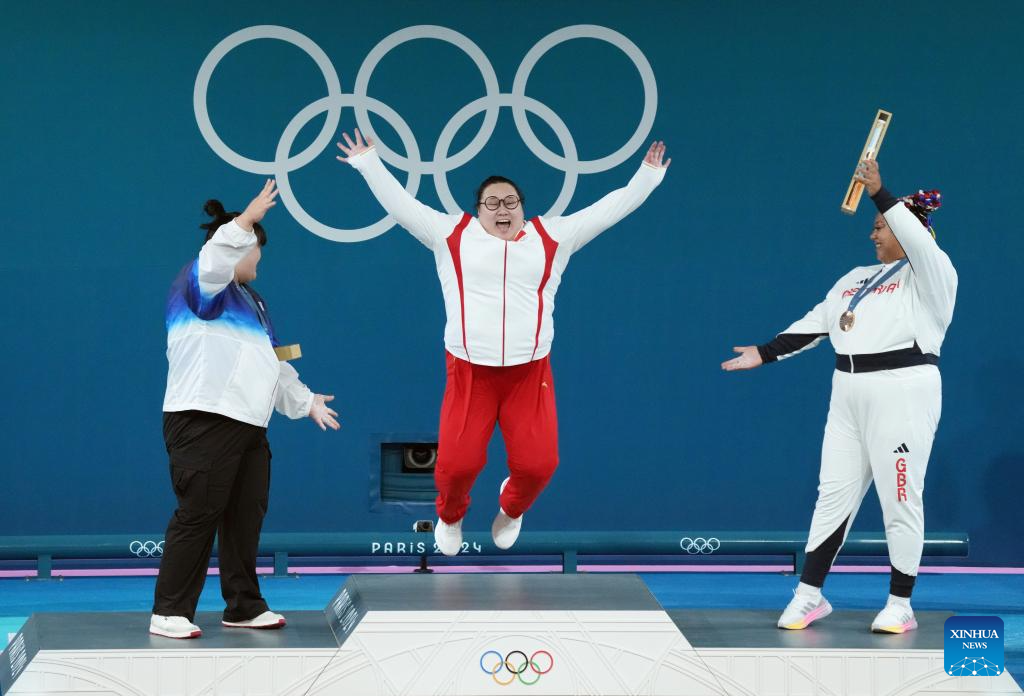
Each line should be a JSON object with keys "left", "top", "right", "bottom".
{"left": 222, "top": 611, "right": 286, "bottom": 629}
{"left": 149, "top": 615, "right": 201, "bottom": 639}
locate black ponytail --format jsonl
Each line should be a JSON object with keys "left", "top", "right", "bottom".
{"left": 199, "top": 198, "right": 267, "bottom": 246}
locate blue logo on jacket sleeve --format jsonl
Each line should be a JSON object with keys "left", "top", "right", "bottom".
{"left": 944, "top": 616, "right": 1004, "bottom": 676}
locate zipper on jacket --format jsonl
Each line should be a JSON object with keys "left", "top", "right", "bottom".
{"left": 501, "top": 241, "right": 508, "bottom": 366}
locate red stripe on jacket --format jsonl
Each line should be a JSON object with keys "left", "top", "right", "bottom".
{"left": 446, "top": 213, "right": 473, "bottom": 361}
{"left": 530, "top": 217, "right": 559, "bottom": 361}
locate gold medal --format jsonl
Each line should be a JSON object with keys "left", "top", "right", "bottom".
{"left": 839, "top": 310, "right": 855, "bottom": 332}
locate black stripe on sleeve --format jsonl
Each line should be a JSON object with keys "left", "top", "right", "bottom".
{"left": 871, "top": 185, "right": 900, "bottom": 214}
{"left": 758, "top": 333, "right": 828, "bottom": 363}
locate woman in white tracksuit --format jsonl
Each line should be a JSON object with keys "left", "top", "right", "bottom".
{"left": 722, "top": 159, "right": 956, "bottom": 633}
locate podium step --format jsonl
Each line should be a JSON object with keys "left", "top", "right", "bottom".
{"left": 2, "top": 574, "right": 1019, "bottom": 695}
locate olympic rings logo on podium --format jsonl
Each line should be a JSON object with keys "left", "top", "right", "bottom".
{"left": 194, "top": 24, "right": 657, "bottom": 243}
{"left": 129, "top": 540, "right": 165, "bottom": 558}
{"left": 480, "top": 649, "right": 554, "bottom": 686}
{"left": 679, "top": 537, "right": 721, "bottom": 554}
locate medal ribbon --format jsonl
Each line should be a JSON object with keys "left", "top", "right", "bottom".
{"left": 238, "top": 283, "right": 271, "bottom": 334}
{"left": 846, "top": 259, "right": 908, "bottom": 314}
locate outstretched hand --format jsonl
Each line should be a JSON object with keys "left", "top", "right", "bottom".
{"left": 309, "top": 394, "right": 340, "bottom": 431}
{"left": 643, "top": 141, "right": 671, "bottom": 169}
{"left": 236, "top": 179, "right": 278, "bottom": 231}
{"left": 336, "top": 129, "right": 375, "bottom": 165}
{"left": 853, "top": 159, "right": 882, "bottom": 196}
{"left": 721, "top": 346, "right": 763, "bottom": 372}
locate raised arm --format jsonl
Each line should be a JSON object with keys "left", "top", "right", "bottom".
{"left": 197, "top": 180, "right": 278, "bottom": 298}
{"left": 856, "top": 160, "right": 957, "bottom": 326}
{"left": 336, "top": 129, "right": 460, "bottom": 249}
{"left": 542, "top": 141, "right": 669, "bottom": 254}
{"left": 722, "top": 297, "right": 831, "bottom": 371}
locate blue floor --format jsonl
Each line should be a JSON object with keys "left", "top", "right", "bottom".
{"left": 1, "top": 571, "right": 1021, "bottom": 687}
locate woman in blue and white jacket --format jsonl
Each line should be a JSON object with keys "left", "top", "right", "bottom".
{"left": 151, "top": 180, "right": 339, "bottom": 640}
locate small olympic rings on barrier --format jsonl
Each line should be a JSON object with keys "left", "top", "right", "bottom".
{"left": 679, "top": 537, "right": 721, "bottom": 554}
{"left": 129, "top": 540, "right": 165, "bottom": 558}
{"left": 480, "top": 649, "right": 553, "bottom": 685}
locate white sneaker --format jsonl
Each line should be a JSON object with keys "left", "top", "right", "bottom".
{"left": 222, "top": 610, "right": 286, "bottom": 629}
{"left": 492, "top": 477, "right": 523, "bottom": 550}
{"left": 149, "top": 614, "right": 201, "bottom": 639}
{"left": 777, "top": 590, "right": 833, "bottom": 630}
{"left": 871, "top": 599, "right": 917, "bottom": 633}
{"left": 435, "top": 517, "right": 463, "bottom": 556}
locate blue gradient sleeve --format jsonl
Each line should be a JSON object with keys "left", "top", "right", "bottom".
{"left": 165, "top": 261, "right": 268, "bottom": 338}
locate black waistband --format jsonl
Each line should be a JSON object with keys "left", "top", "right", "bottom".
{"left": 835, "top": 345, "right": 939, "bottom": 373}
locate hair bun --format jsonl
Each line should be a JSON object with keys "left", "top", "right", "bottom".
{"left": 203, "top": 199, "right": 226, "bottom": 218}
{"left": 900, "top": 189, "right": 941, "bottom": 214}
{"left": 899, "top": 189, "right": 941, "bottom": 234}
{"left": 909, "top": 189, "right": 941, "bottom": 214}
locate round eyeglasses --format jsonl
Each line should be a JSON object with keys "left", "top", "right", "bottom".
{"left": 479, "top": 195, "right": 521, "bottom": 211}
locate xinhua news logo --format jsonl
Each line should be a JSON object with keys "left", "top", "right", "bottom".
{"left": 944, "top": 616, "right": 1004, "bottom": 677}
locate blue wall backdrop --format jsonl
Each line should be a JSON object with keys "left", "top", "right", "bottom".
{"left": 1, "top": 1, "right": 1021, "bottom": 565}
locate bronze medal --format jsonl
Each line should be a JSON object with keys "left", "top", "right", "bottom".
{"left": 840, "top": 260, "right": 906, "bottom": 335}
{"left": 839, "top": 310, "right": 855, "bottom": 332}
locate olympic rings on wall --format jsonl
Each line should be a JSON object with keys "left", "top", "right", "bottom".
{"left": 194, "top": 24, "right": 657, "bottom": 243}
{"left": 679, "top": 537, "right": 721, "bottom": 554}
{"left": 129, "top": 540, "right": 165, "bottom": 558}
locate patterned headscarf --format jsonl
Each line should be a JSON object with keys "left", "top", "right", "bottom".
{"left": 900, "top": 189, "right": 942, "bottom": 237}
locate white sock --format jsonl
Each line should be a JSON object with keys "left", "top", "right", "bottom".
{"left": 887, "top": 594, "right": 912, "bottom": 608}
{"left": 796, "top": 582, "right": 822, "bottom": 600}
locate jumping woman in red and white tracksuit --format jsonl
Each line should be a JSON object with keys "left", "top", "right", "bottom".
{"left": 337, "top": 129, "right": 669, "bottom": 555}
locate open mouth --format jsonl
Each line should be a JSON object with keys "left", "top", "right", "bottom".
{"left": 496, "top": 220, "right": 511, "bottom": 231}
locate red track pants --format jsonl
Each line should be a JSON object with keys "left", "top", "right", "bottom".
{"left": 435, "top": 352, "right": 559, "bottom": 523}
